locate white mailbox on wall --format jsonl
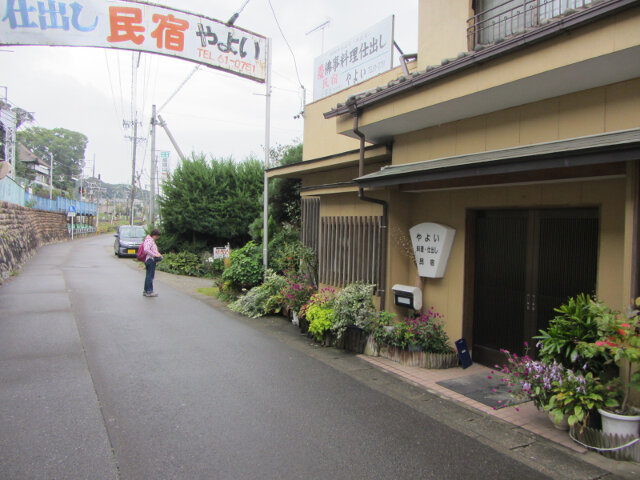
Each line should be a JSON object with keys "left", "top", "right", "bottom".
{"left": 409, "top": 222, "right": 456, "bottom": 278}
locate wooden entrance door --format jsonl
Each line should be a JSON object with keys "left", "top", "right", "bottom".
{"left": 471, "top": 208, "right": 599, "bottom": 367}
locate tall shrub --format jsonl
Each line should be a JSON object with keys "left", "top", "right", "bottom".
{"left": 159, "top": 155, "right": 263, "bottom": 251}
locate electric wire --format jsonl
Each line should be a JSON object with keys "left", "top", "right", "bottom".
{"left": 266, "top": 0, "right": 304, "bottom": 90}
{"left": 103, "top": 50, "right": 124, "bottom": 130}
{"left": 116, "top": 51, "right": 125, "bottom": 122}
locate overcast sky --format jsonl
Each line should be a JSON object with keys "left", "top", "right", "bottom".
{"left": 1, "top": 0, "right": 418, "bottom": 185}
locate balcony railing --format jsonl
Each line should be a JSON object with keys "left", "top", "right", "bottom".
{"left": 468, "top": 0, "right": 593, "bottom": 48}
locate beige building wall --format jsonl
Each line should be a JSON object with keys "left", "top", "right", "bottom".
{"left": 393, "top": 78, "right": 640, "bottom": 166}
{"left": 418, "top": 0, "right": 472, "bottom": 69}
{"left": 303, "top": 64, "right": 415, "bottom": 162}
{"left": 383, "top": 178, "right": 627, "bottom": 343}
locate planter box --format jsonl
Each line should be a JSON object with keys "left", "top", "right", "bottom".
{"left": 344, "top": 325, "right": 367, "bottom": 354}
{"left": 378, "top": 345, "right": 459, "bottom": 369}
{"left": 570, "top": 425, "right": 640, "bottom": 462}
{"left": 299, "top": 317, "right": 309, "bottom": 334}
{"left": 364, "top": 335, "right": 379, "bottom": 357}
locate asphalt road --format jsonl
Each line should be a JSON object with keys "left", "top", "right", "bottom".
{"left": 0, "top": 235, "right": 628, "bottom": 479}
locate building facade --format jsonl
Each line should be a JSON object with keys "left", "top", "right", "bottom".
{"left": 268, "top": 0, "right": 640, "bottom": 367}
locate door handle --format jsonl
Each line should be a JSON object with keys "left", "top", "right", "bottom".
{"left": 531, "top": 294, "right": 536, "bottom": 312}
{"left": 525, "top": 293, "right": 531, "bottom": 311}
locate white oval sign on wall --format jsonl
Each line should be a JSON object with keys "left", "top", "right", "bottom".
{"left": 409, "top": 222, "right": 456, "bottom": 278}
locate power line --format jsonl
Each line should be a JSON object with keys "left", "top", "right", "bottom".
{"left": 116, "top": 51, "right": 125, "bottom": 121}
{"left": 267, "top": 0, "right": 304, "bottom": 90}
{"left": 103, "top": 50, "right": 124, "bottom": 128}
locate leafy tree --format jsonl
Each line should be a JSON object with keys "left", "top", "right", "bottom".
{"left": 269, "top": 142, "right": 302, "bottom": 227}
{"left": 158, "top": 154, "right": 263, "bottom": 251}
{"left": 17, "top": 127, "right": 87, "bottom": 192}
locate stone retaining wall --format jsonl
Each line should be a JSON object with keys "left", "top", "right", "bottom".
{"left": 0, "top": 201, "right": 69, "bottom": 281}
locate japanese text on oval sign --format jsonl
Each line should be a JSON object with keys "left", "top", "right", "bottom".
{"left": 414, "top": 232, "right": 441, "bottom": 267}
{"left": 0, "top": 0, "right": 266, "bottom": 83}
{"left": 409, "top": 222, "right": 456, "bottom": 279}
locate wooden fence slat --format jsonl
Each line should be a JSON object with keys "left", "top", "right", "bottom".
{"left": 317, "top": 215, "right": 383, "bottom": 290}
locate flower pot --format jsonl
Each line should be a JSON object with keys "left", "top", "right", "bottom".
{"left": 548, "top": 412, "right": 570, "bottom": 431}
{"left": 299, "top": 317, "right": 309, "bottom": 334}
{"left": 424, "top": 352, "right": 459, "bottom": 369}
{"left": 344, "top": 325, "right": 367, "bottom": 354}
{"left": 363, "top": 335, "right": 379, "bottom": 357}
{"left": 598, "top": 409, "right": 640, "bottom": 437}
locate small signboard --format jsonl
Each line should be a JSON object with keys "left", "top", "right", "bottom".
{"left": 67, "top": 206, "right": 77, "bottom": 217}
{"left": 409, "top": 222, "right": 456, "bottom": 278}
{"left": 213, "top": 246, "right": 230, "bottom": 260}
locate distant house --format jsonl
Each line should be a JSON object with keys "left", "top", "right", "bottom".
{"left": 17, "top": 143, "right": 50, "bottom": 188}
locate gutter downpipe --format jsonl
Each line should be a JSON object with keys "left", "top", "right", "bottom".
{"left": 352, "top": 111, "right": 388, "bottom": 310}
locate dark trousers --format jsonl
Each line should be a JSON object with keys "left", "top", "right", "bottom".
{"left": 144, "top": 258, "right": 156, "bottom": 293}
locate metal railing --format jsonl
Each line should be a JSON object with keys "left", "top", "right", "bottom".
{"left": 468, "top": 0, "right": 594, "bottom": 47}
{"left": 1, "top": 176, "right": 97, "bottom": 215}
{"left": 0, "top": 176, "right": 25, "bottom": 206}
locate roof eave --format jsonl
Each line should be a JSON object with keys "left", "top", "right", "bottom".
{"left": 324, "top": 0, "right": 640, "bottom": 120}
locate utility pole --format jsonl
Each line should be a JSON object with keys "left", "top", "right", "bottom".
{"left": 263, "top": 38, "right": 272, "bottom": 271}
{"left": 125, "top": 52, "right": 144, "bottom": 225}
{"left": 157, "top": 115, "right": 186, "bottom": 161}
{"left": 48, "top": 152, "right": 53, "bottom": 200}
{"left": 149, "top": 104, "right": 156, "bottom": 228}
{"left": 95, "top": 173, "right": 101, "bottom": 232}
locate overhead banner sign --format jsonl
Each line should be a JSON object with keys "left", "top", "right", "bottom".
{"left": 0, "top": 0, "right": 267, "bottom": 82}
{"left": 313, "top": 16, "right": 394, "bottom": 102}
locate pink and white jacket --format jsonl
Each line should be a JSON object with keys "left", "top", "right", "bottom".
{"left": 143, "top": 235, "right": 161, "bottom": 262}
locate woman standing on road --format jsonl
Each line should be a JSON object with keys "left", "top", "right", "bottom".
{"left": 143, "top": 229, "right": 163, "bottom": 297}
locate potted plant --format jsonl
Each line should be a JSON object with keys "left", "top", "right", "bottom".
{"left": 590, "top": 298, "right": 640, "bottom": 436}
{"left": 497, "top": 346, "right": 563, "bottom": 413}
{"left": 306, "top": 288, "right": 337, "bottom": 344}
{"left": 545, "top": 369, "right": 615, "bottom": 432}
{"left": 280, "top": 272, "right": 316, "bottom": 325}
{"left": 534, "top": 294, "right": 614, "bottom": 376}
{"left": 372, "top": 309, "right": 457, "bottom": 368}
{"left": 332, "top": 282, "right": 376, "bottom": 352}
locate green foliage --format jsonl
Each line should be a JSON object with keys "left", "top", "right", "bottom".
{"left": 545, "top": 370, "right": 616, "bottom": 429}
{"left": 268, "top": 143, "right": 302, "bottom": 227}
{"left": 229, "top": 270, "right": 287, "bottom": 318}
{"left": 249, "top": 214, "right": 279, "bottom": 244}
{"left": 156, "top": 252, "right": 205, "bottom": 277}
{"left": 534, "top": 294, "right": 612, "bottom": 375}
{"left": 372, "top": 309, "right": 453, "bottom": 353}
{"left": 268, "top": 227, "right": 317, "bottom": 283}
{"left": 332, "top": 283, "right": 376, "bottom": 340}
{"left": 586, "top": 297, "right": 640, "bottom": 413}
{"left": 221, "top": 241, "right": 263, "bottom": 291}
{"left": 17, "top": 127, "right": 88, "bottom": 192}
{"left": 280, "top": 272, "right": 316, "bottom": 314}
{"left": 158, "top": 154, "right": 263, "bottom": 251}
{"left": 304, "top": 288, "right": 337, "bottom": 341}
{"left": 307, "top": 305, "right": 335, "bottom": 341}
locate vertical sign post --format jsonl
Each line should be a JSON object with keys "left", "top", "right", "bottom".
{"left": 263, "top": 38, "right": 271, "bottom": 272}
